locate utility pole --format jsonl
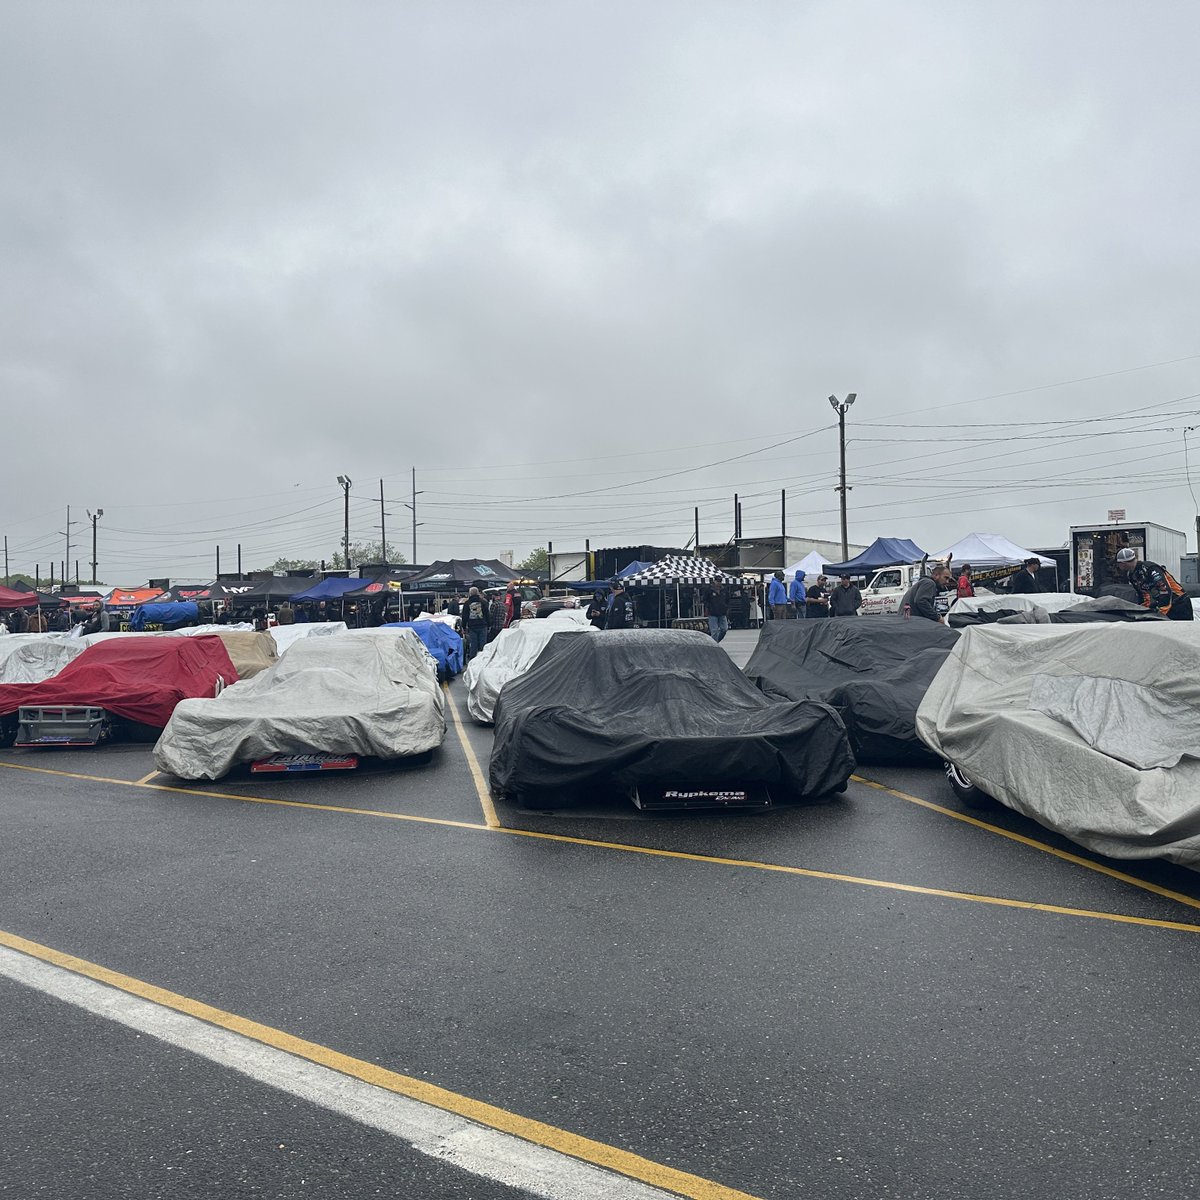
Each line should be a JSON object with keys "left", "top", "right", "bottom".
{"left": 237, "top": 544, "right": 242, "bottom": 576}
{"left": 733, "top": 493, "right": 740, "bottom": 540}
{"left": 694, "top": 507, "right": 700, "bottom": 555}
{"left": 336, "top": 475, "right": 353, "bottom": 570}
{"left": 59, "top": 505, "right": 78, "bottom": 587}
{"left": 781, "top": 488, "right": 787, "bottom": 549}
{"left": 216, "top": 545, "right": 221, "bottom": 577}
{"left": 379, "top": 479, "right": 387, "bottom": 564}
{"left": 87, "top": 509, "right": 103, "bottom": 584}
{"left": 403, "top": 467, "right": 423, "bottom": 563}
{"left": 3, "top": 535, "right": 8, "bottom": 586}
{"left": 828, "top": 393, "right": 857, "bottom": 561}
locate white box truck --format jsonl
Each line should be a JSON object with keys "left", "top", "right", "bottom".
{"left": 1069, "top": 521, "right": 1186, "bottom": 595}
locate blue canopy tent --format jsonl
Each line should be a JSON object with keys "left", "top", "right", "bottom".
{"left": 291, "top": 578, "right": 365, "bottom": 602}
{"left": 823, "top": 538, "right": 926, "bottom": 577}
{"left": 379, "top": 621, "right": 464, "bottom": 677}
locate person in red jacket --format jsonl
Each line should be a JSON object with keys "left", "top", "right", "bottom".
{"left": 956, "top": 563, "right": 975, "bottom": 598}
{"left": 503, "top": 582, "right": 521, "bottom": 629}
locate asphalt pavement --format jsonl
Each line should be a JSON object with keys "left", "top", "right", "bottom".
{"left": 3, "top": 626, "right": 1200, "bottom": 1199}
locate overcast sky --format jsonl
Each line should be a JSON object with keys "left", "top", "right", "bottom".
{"left": 4, "top": 1, "right": 1200, "bottom": 583}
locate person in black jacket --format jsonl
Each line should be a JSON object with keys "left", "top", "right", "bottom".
{"left": 1116, "top": 548, "right": 1193, "bottom": 619}
{"left": 828, "top": 575, "right": 862, "bottom": 617}
{"left": 605, "top": 581, "right": 637, "bottom": 630}
{"left": 901, "top": 565, "right": 950, "bottom": 623}
{"left": 462, "top": 587, "right": 492, "bottom": 658}
{"left": 586, "top": 589, "right": 608, "bottom": 630}
{"left": 1009, "top": 558, "right": 1044, "bottom": 594}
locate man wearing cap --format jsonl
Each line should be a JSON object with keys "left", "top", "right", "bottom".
{"left": 828, "top": 574, "right": 862, "bottom": 617}
{"left": 1010, "top": 557, "right": 1045, "bottom": 594}
{"left": 1116, "top": 547, "right": 1193, "bottom": 619}
{"left": 605, "top": 580, "right": 637, "bottom": 630}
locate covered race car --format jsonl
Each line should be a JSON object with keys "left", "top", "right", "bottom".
{"left": 379, "top": 621, "right": 464, "bottom": 680}
{"left": 0, "top": 636, "right": 238, "bottom": 748}
{"left": 490, "top": 629, "right": 854, "bottom": 810}
{"left": 916, "top": 623, "right": 1200, "bottom": 868}
{"left": 743, "top": 615, "right": 959, "bottom": 762}
{"left": 463, "top": 611, "right": 595, "bottom": 724}
{"left": 947, "top": 592, "right": 1165, "bottom": 627}
{"left": 154, "top": 630, "right": 446, "bottom": 781}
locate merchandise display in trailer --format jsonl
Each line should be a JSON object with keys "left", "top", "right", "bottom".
{"left": 1069, "top": 522, "right": 1185, "bottom": 596}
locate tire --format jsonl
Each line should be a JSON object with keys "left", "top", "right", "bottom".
{"left": 945, "top": 761, "right": 994, "bottom": 810}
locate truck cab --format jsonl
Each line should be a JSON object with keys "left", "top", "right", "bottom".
{"left": 858, "top": 563, "right": 952, "bottom": 617}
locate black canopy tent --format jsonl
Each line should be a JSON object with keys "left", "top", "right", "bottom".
{"left": 404, "top": 559, "right": 519, "bottom": 592}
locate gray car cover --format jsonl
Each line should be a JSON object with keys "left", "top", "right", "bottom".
{"left": 154, "top": 630, "right": 445, "bottom": 780}
{"left": 463, "top": 612, "right": 595, "bottom": 724}
{"left": 916, "top": 623, "right": 1200, "bottom": 867}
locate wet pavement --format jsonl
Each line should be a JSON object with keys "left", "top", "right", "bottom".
{"left": 2, "top": 628, "right": 1199, "bottom": 1199}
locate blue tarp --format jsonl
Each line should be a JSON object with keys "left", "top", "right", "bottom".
{"left": 617, "top": 560, "right": 655, "bottom": 578}
{"left": 824, "top": 538, "right": 926, "bottom": 576}
{"left": 131, "top": 601, "right": 200, "bottom": 630}
{"left": 291, "top": 578, "right": 365, "bottom": 602}
{"left": 380, "top": 621, "right": 464, "bottom": 676}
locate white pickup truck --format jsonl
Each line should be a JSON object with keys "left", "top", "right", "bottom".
{"left": 858, "top": 564, "right": 952, "bottom": 617}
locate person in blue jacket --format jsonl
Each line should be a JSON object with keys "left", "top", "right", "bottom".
{"left": 788, "top": 570, "right": 807, "bottom": 618}
{"left": 767, "top": 570, "right": 788, "bottom": 620}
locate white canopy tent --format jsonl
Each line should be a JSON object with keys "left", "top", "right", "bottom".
{"left": 932, "top": 533, "right": 1055, "bottom": 570}
{"left": 782, "top": 550, "right": 831, "bottom": 579}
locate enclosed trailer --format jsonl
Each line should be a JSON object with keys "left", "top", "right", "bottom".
{"left": 1069, "top": 522, "right": 1186, "bottom": 596}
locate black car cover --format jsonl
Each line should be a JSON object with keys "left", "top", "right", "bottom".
{"left": 489, "top": 629, "right": 853, "bottom": 805}
{"left": 743, "top": 616, "right": 959, "bottom": 762}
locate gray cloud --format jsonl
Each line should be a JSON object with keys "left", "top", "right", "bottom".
{"left": 3, "top": 1, "right": 1200, "bottom": 580}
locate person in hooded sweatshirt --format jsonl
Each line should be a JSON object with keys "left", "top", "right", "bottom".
{"left": 767, "top": 570, "right": 788, "bottom": 620}
{"left": 788, "top": 570, "right": 807, "bottom": 619}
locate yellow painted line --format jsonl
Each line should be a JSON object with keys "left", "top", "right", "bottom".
{"left": 135, "top": 771, "right": 161, "bottom": 785}
{"left": 492, "top": 825, "right": 1200, "bottom": 936}
{"left": 850, "top": 774, "right": 1200, "bottom": 914}
{"left": 0, "top": 760, "right": 489, "bottom": 833}
{"left": 5, "top": 759, "right": 1200, "bottom": 935}
{"left": 443, "top": 684, "right": 501, "bottom": 828}
{"left": 0, "top": 926, "right": 762, "bottom": 1200}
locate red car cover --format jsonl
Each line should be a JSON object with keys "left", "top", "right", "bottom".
{"left": 0, "top": 637, "right": 239, "bottom": 727}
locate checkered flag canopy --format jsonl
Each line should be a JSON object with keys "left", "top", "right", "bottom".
{"left": 620, "top": 556, "right": 727, "bottom": 586}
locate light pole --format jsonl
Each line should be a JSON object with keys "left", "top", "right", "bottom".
{"left": 1185, "top": 427, "right": 1199, "bottom": 558}
{"left": 86, "top": 508, "right": 104, "bottom": 583}
{"left": 336, "top": 475, "right": 353, "bottom": 570}
{"left": 828, "top": 393, "right": 857, "bottom": 561}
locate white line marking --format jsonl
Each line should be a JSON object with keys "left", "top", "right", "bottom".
{"left": 0, "top": 945, "right": 676, "bottom": 1200}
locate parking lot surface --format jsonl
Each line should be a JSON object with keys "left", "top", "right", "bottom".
{"left": 3, "top": 629, "right": 1200, "bottom": 1199}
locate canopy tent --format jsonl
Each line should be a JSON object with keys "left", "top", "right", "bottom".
{"left": 404, "top": 559, "right": 519, "bottom": 591}
{"left": 824, "top": 538, "right": 926, "bottom": 577}
{"left": 155, "top": 583, "right": 216, "bottom": 603}
{"left": 620, "top": 556, "right": 726, "bottom": 587}
{"left": 342, "top": 569, "right": 425, "bottom": 600}
{"left": 8, "top": 581, "right": 67, "bottom": 606}
{"left": 290, "top": 577, "right": 365, "bottom": 602}
{"left": 931, "top": 533, "right": 1056, "bottom": 571}
{"left": 105, "top": 587, "right": 164, "bottom": 608}
{"left": 239, "top": 576, "right": 318, "bottom": 604}
{"left": 0, "top": 585, "right": 39, "bottom": 610}
{"left": 148, "top": 581, "right": 264, "bottom": 604}
{"left": 783, "top": 550, "right": 832, "bottom": 579}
